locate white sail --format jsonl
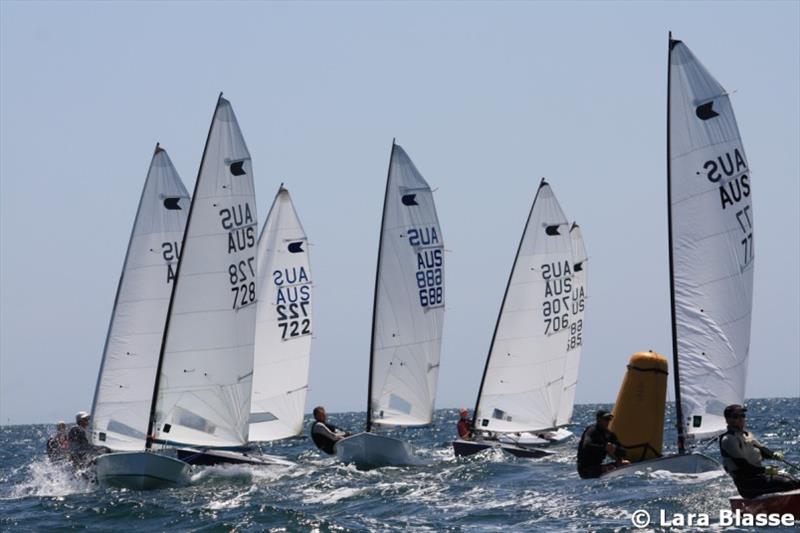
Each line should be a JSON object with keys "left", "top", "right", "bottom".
{"left": 249, "top": 186, "right": 312, "bottom": 441}
{"left": 555, "top": 223, "right": 587, "bottom": 426}
{"left": 90, "top": 146, "right": 189, "bottom": 451}
{"left": 369, "top": 144, "right": 444, "bottom": 428}
{"left": 474, "top": 180, "right": 574, "bottom": 433}
{"left": 669, "top": 39, "right": 753, "bottom": 439}
{"left": 153, "top": 96, "right": 258, "bottom": 448}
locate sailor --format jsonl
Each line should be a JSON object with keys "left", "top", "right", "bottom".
{"left": 457, "top": 408, "right": 474, "bottom": 440}
{"left": 576, "top": 409, "right": 629, "bottom": 478}
{"left": 310, "top": 406, "right": 349, "bottom": 455}
{"left": 68, "top": 411, "right": 94, "bottom": 468}
{"left": 719, "top": 404, "right": 800, "bottom": 499}
{"left": 46, "top": 421, "right": 69, "bottom": 462}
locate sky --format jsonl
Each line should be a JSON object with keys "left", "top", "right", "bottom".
{"left": 1, "top": 1, "right": 798, "bottom": 425}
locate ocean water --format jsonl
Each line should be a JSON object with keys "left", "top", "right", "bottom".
{"left": 1, "top": 398, "right": 797, "bottom": 532}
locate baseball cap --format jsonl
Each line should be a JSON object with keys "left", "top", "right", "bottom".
{"left": 596, "top": 409, "right": 614, "bottom": 420}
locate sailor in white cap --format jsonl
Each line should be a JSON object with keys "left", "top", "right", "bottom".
{"left": 68, "top": 411, "right": 92, "bottom": 467}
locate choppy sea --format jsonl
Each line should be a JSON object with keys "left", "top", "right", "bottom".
{"left": 1, "top": 398, "right": 797, "bottom": 532}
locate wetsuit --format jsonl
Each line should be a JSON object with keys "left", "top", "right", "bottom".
{"left": 46, "top": 433, "right": 68, "bottom": 462}
{"left": 719, "top": 426, "right": 800, "bottom": 499}
{"left": 457, "top": 419, "right": 473, "bottom": 439}
{"left": 311, "top": 421, "right": 343, "bottom": 455}
{"left": 577, "top": 424, "right": 627, "bottom": 479}
{"left": 68, "top": 425, "right": 92, "bottom": 467}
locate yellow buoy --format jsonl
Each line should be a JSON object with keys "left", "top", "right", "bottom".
{"left": 608, "top": 351, "right": 668, "bottom": 462}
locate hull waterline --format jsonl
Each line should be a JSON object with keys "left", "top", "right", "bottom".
{"left": 452, "top": 438, "right": 552, "bottom": 459}
{"left": 335, "top": 432, "right": 425, "bottom": 469}
{"left": 601, "top": 452, "right": 720, "bottom": 478}
{"left": 95, "top": 451, "right": 189, "bottom": 490}
{"left": 176, "top": 448, "right": 294, "bottom": 467}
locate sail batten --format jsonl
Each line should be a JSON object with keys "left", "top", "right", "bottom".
{"left": 474, "top": 181, "right": 581, "bottom": 434}
{"left": 368, "top": 144, "right": 445, "bottom": 429}
{"left": 249, "top": 187, "right": 312, "bottom": 442}
{"left": 151, "top": 97, "right": 259, "bottom": 448}
{"left": 668, "top": 39, "right": 753, "bottom": 441}
{"left": 89, "top": 148, "right": 190, "bottom": 451}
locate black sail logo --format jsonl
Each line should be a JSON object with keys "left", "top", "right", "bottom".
{"left": 230, "top": 160, "right": 246, "bottom": 176}
{"left": 288, "top": 241, "right": 305, "bottom": 253}
{"left": 401, "top": 194, "right": 418, "bottom": 206}
{"left": 545, "top": 225, "right": 561, "bottom": 236}
{"left": 695, "top": 101, "right": 719, "bottom": 121}
{"left": 163, "top": 197, "right": 182, "bottom": 210}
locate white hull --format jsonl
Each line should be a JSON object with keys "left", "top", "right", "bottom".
{"left": 96, "top": 451, "right": 189, "bottom": 490}
{"left": 602, "top": 452, "right": 720, "bottom": 478}
{"left": 334, "top": 432, "right": 425, "bottom": 469}
{"left": 497, "top": 428, "right": 573, "bottom": 447}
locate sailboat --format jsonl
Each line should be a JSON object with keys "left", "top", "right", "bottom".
{"left": 89, "top": 144, "right": 190, "bottom": 489}
{"left": 334, "top": 141, "right": 444, "bottom": 469}
{"left": 96, "top": 95, "right": 265, "bottom": 487}
{"left": 499, "top": 221, "right": 588, "bottom": 449}
{"left": 248, "top": 185, "right": 312, "bottom": 442}
{"left": 604, "top": 34, "right": 753, "bottom": 477}
{"left": 453, "top": 179, "right": 580, "bottom": 459}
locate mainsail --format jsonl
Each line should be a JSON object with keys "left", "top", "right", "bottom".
{"left": 368, "top": 142, "right": 445, "bottom": 429}
{"left": 668, "top": 37, "right": 753, "bottom": 441}
{"left": 556, "top": 223, "right": 587, "bottom": 426}
{"left": 149, "top": 96, "right": 258, "bottom": 448}
{"left": 90, "top": 145, "right": 189, "bottom": 451}
{"left": 249, "top": 186, "right": 312, "bottom": 441}
{"left": 474, "top": 180, "right": 574, "bottom": 433}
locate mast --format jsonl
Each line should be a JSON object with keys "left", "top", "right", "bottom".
{"left": 145, "top": 94, "right": 223, "bottom": 449}
{"left": 471, "top": 178, "right": 547, "bottom": 430}
{"left": 89, "top": 142, "right": 162, "bottom": 431}
{"left": 666, "top": 33, "right": 687, "bottom": 454}
{"left": 366, "top": 139, "right": 396, "bottom": 433}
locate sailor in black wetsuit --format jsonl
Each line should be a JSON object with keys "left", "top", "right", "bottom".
{"left": 310, "top": 406, "right": 349, "bottom": 455}
{"left": 577, "top": 409, "right": 629, "bottom": 478}
{"left": 719, "top": 404, "right": 800, "bottom": 499}
{"left": 46, "top": 421, "right": 69, "bottom": 463}
{"left": 68, "top": 412, "right": 94, "bottom": 468}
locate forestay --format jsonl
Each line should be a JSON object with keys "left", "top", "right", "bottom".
{"left": 475, "top": 181, "right": 574, "bottom": 433}
{"left": 152, "top": 97, "right": 258, "bottom": 448}
{"left": 555, "top": 223, "right": 587, "bottom": 426}
{"left": 90, "top": 146, "right": 189, "bottom": 451}
{"left": 249, "top": 187, "right": 312, "bottom": 441}
{"left": 669, "top": 39, "right": 753, "bottom": 440}
{"left": 369, "top": 144, "right": 444, "bottom": 428}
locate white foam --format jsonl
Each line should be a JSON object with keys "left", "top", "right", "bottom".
{"left": 4, "top": 460, "right": 93, "bottom": 499}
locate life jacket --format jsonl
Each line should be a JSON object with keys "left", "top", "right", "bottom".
{"left": 310, "top": 421, "right": 338, "bottom": 455}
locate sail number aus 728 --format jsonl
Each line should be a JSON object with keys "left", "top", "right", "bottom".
{"left": 220, "top": 203, "right": 257, "bottom": 309}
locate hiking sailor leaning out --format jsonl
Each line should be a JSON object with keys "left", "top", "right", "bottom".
{"left": 577, "top": 409, "right": 629, "bottom": 478}
{"left": 310, "top": 406, "right": 350, "bottom": 455}
{"left": 719, "top": 404, "right": 800, "bottom": 499}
